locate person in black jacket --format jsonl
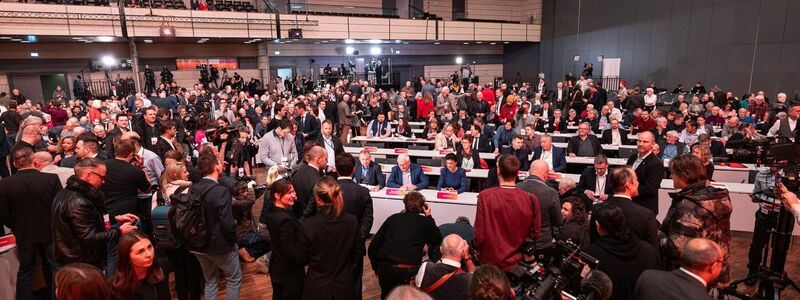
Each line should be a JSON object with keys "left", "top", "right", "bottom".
{"left": 558, "top": 197, "right": 589, "bottom": 247}
{"left": 109, "top": 232, "right": 171, "bottom": 300}
{"left": 333, "top": 153, "right": 374, "bottom": 300}
{"left": 295, "top": 146, "right": 327, "bottom": 218}
{"left": 566, "top": 122, "right": 603, "bottom": 157}
{"left": 191, "top": 154, "right": 242, "bottom": 300}
{"left": 585, "top": 203, "right": 659, "bottom": 300}
{"left": 296, "top": 176, "right": 360, "bottom": 300}
{"left": 369, "top": 191, "right": 443, "bottom": 299}
{"left": 52, "top": 158, "right": 138, "bottom": 270}
{"left": 265, "top": 179, "right": 305, "bottom": 300}
{"left": 353, "top": 150, "right": 386, "bottom": 192}
{"left": 414, "top": 234, "right": 476, "bottom": 300}
{"left": 468, "top": 124, "right": 492, "bottom": 153}
{"left": 0, "top": 148, "right": 62, "bottom": 299}
{"left": 577, "top": 154, "right": 614, "bottom": 204}
{"left": 315, "top": 120, "right": 345, "bottom": 173}
{"left": 626, "top": 131, "right": 665, "bottom": 214}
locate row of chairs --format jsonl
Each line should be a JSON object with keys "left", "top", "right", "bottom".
{"left": 138, "top": 0, "right": 187, "bottom": 9}
{"left": 207, "top": 0, "right": 256, "bottom": 12}
{"left": 37, "top": 0, "right": 110, "bottom": 6}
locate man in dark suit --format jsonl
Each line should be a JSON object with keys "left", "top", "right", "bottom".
{"left": 333, "top": 153, "right": 374, "bottom": 300}
{"left": 600, "top": 118, "right": 629, "bottom": 146}
{"left": 61, "top": 134, "right": 106, "bottom": 168}
{"left": 353, "top": 150, "right": 386, "bottom": 191}
{"left": 531, "top": 134, "right": 567, "bottom": 173}
{"left": 566, "top": 122, "right": 602, "bottom": 157}
{"left": 517, "top": 160, "right": 563, "bottom": 263}
{"left": 315, "top": 120, "right": 344, "bottom": 173}
{"left": 626, "top": 131, "right": 665, "bottom": 214}
{"left": 635, "top": 238, "right": 724, "bottom": 300}
{"left": 545, "top": 109, "right": 567, "bottom": 133}
{"left": 295, "top": 102, "right": 320, "bottom": 141}
{"left": 590, "top": 166, "right": 660, "bottom": 250}
{"left": 293, "top": 146, "right": 326, "bottom": 219}
{"left": 577, "top": 154, "right": 613, "bottom": 203}
{"left": 153, "top": 119, "right": 178, "bottom": 162}
{"left": 698, "top": 134, "right": 726, "bottom": 158}
{"left": 386, "top": 154, "right": 429, "bottom": 191}
{"left": 0, "top": 148, "right": 62, "bottom": 299}
{"left": 468, "top": 124, "right": 492, "bottom": 153}
{"left": 104, "top": 114, "right": 131, "bottom": 158}
{"left": 501, "top": 135, "right": 531, "bottom": 171}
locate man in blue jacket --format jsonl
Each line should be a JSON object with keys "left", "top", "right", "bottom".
{"left": 387, "top": 154, "right": 428, "bottom": 191}
{"left": 531, "top": 134, "right": 567, "bottom": 173}
{"left": 193, "top": 154, "right": 242, "bottom": 300}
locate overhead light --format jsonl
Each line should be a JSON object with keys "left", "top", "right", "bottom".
{"left": 504, "top": 41, "right": 509, "bottom": 44}
{"left": 345, "top": 39, "right": 355, "bottom": 44}
{"left": 10, "top": 39, "right": 21, "bottom": 42}
{"left": 321, "top": 40, "right": 329, "bottom": 43}
{"left": 345, "top": 46, "right": 355, "bottom": 54}
{"left": 159, "top": 22, "right": 175, "bottom": 38}
{"left": 85, "top": 41, "right": 93, "bottom": 43}
{"left": 96, "top": 36, "right": 114, "bottom": 42}
{"left": 101, "top": 55, "right": 117, "bottom": 67}
{"left": 274, "top": 51, "right": 280, "bottom": 55}
{"left": 20, "top": 41, "right": 31, "bottom": 43}
{"left": 490, "top": 42, "right": 496, "bottom": 45}
{"left": 71, "top": 37, "right": 83, "bottom": 40}
{"left": 143, "top": 39, "right": 153, "bottom": 43}
{"left": 395, "top": 39, "right": 401, "bottom": 43}
{"left": 395, "top": 50, "right": 400, "bottom": 54}
{"left": 0, "top": 37, "right": 12, "bottom": 40}
{"left": 253, "top": 38, "right": 261, "bottom": 42}
{"left": 455, "top": 57, "right": 463, "bottom": 64}
{"left": 476, "top": 41, "right": 482, "bottom": 44}
{"left": 463, "top": 42, "right": 469, "bottom": 45}
{"left": 370, "top": 46, "right": 382, "bottom": 55}
{"left": 273, "top": 39, "right": 281, "bottom": 43}
{"left": 26, "top": 35, "right": 36, "bottom": 42}
{"left": 434, "top": 42, "right": 440, "bottom": 45}
{"left": 30, "top": 52, "right": 39, "bottom": 57}
{"left": 369, "top": 39, "right": 382, "bottom": 44}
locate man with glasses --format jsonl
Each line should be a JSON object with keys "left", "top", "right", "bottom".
{"left": 52, "top": 157, "right": 139, "bottom": 271}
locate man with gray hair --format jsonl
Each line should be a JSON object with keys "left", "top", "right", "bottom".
{"left": 657, "top": 130, "right": 688, "bottom": 161}
{"left": 414, "top": 234, "right": 475, "bottom": 299}
{"left": 387, "top": 154, "right": 429, "bottom": 191}
{"left": 635, "top": 238, "right": 724, "bottom": 299}
{"left": 33, "top": 151, "right": 74, "bottom": 187}
{"left": 518, "top": 160, "right": 563, "bottom": 263}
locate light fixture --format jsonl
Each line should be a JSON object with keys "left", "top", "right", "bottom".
{"left": 20, "top": 41, "right": 31, "bottom": 43}
{"left": 345, "top": 46, "right": 355, "bottom": 54}
{"left": 96, "top": 36, "right": 114, "bottom": 42}
{"left": 434, "top": 42, "right": 440, "bottom": 45}
{"left": 369, "top": 39, "right": 382, "bottom": 44}
{"left": 395, "top": 50, "right": 400, "bottom": 54}
{"left": 321, "top": 40, "right": 329, "bottom": 43}
{"left": 101, "top": 55, "right": 117, "bottom": 67}
{"left": 463, "top": 42, "right": 469, "bottom": 45}
{"left": 143, "top": 39, "right": 153, "bottom": 43}
{"left": 476, "top": 41, "right": 482, "bottom": 44}
{"left": 30, "top": 52, "right": 39, "bottom": 57}
{"left": 370, "top": 46, "right": 382, "bottom": 55}
{"left": 10, "top": 39, "right": 21, "bottom": 42}
{"left": 159, "top": 22, "right": 175, "bottom": 38}
{"left": 0, "top": 37, "right": 12, "bottom": 40}
{"left": 273, "top": 39, "right": 281, "bottom": 43}
{"left": 26, "top": 35, "right": 36, "bottom": 42}
{"left": 274, "top": 51, "right": 280, "bottom": 55}
{"left": 345, "top": 39, "right": 355, "bottom": 44}
{"left": 455, "top": 57, "right": 463, "bottom": 64}
{"left": 395, "top": 39, "right": 401, "bottom": 43}
{"left": 71, "top": 37, "right": 83, "bottom": 40}
{"left": 504, "top": 41, "right": 509, "bottom": 44}
{"left": 490, "top": 42, "right": 496, "bottom": 45}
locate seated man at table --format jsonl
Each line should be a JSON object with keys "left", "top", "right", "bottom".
{"left": 657, "top": 131, "right": 688, "bottom": 161}
{"left": 492, "top": 119, "right": 516, "bottom": 154}
{"left": 523, "top": 124, "right": 542, "bottom": 152}
{"left": 566, "top": 122, "right": 602, "bottom": 157}
{"left": 387, "top": 154, "right": 429, "bottom": 191}
{"left": 577, "top": 154, "right": 613, "bottom": 205}
{"left": 532, "top": 134, "right": 567, "bottom": 173}
{"left": 435, "top": 124, "right": 460, "bottom": 151}
{"left": 367, "top": 112, "right": 392, "bottom": 138}
{"left": 354, "top": 149, "right": 386, "bottom": 192}
{"left": 468, "top": 124, "right": 493, "bottom": 153}
{"left": 631, "top": 109, "right": 657, "bottom": 134}
{"left": 501, "top": 135, "right": 531, "bottom": 171}
{"left": 601, "top": 117, "right": 629, "bottom": 146}
{"left": 437, "top": 153, "right": 468, "bottom": 193}
{"left": 697, "top": 133, "right": 727, "bottom": 158}
{"left": 546, "top": 109, "right": 567, "bottom": 133}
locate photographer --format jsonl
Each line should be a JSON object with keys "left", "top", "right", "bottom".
{"left": 745, "top": 163, "right": 784, "bottom": 284}
{"left": 231, "top": 180, "right": 269, "bottom": 263}
{"left": 414, "top": 234, "right": 476, "bottom": 299}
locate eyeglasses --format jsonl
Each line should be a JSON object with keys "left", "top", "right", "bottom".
{"left": 90, "top": 171, "right": 106, "bottom": 182}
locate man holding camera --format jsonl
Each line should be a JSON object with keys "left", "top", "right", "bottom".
{"left": 745, "top": 163, "right": 785, "bottom": 284}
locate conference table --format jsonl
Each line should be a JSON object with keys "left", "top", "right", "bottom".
{"left": 0, "top": 237, "right": 19, "bottom": 299}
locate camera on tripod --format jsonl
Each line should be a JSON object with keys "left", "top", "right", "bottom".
{"left": 507, "top": 239, "right": 601, "bottom": 300}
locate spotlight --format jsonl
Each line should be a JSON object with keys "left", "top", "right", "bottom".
{"left": 274, "top": 51, "right": 280, "bottom": 55}
{"left": 26, "top": 35, "right": 36, "bottom": 42}
{"left": 159, "top": 22, "right": 175, "bottom": 38}
{"left": 30, "top": 52, "right": 39, "bottom": 57}
{"left": 143, "top": 39, "right": 153, "bottom": 43}
{"left": 345, "top": 47, "right": 355, "bottom": 55}
{"left": 96, "top": 36, "right": 113, "bottom": 42}
{"left": 370, "top": 47, "right": 382, "bottom": 55}
{"left": 455, "top": 57, "right": 463, "bottom": 64}
{"left": 101, "top": 55, "right": 117, "bottom": 67}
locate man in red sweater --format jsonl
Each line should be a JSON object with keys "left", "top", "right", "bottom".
{"left": 474, "top": 154, "right": 541, "bottom": 271}
{"left": 482, "top": 83, "right": 496, "bottom": 108}
{"left": 631, "top": 110, "right": 657, "bottom": 134}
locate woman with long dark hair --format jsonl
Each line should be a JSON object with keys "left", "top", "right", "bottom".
{"left": 55, "top": 263, "right": 109, "bottom": 300}
{"left": 264, "top": 179, "right": 305, "bottom": 300}
{"left": 296, "top": 177, "right": 360, "bottom": 299}
{"left": 558, "top": 196, "right": 589, "bottom": 247}
{"left": 109, "top": 232, "right": 169, "bottom": 300}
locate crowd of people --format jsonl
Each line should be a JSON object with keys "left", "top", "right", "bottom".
{"left": 0, "top": 71, "right": 799, "bottom": 300}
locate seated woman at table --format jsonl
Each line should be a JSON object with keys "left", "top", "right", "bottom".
{"left": 422, "top": 119, "right": 440, "bottom": 140}
{"left": 437, "top": 153, "right": 469, "bottom": 194}
{"left": 456, "top": 136, "right": 482, "bottom": 170}
{"left": 395, "top": 118, "right": 413, "bottom": 138}
{"left": 691, "top": 143, "right": 714, "bottom": 180}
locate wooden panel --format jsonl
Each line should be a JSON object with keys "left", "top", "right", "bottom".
{"left": 424, "top": 64, "right": 503, "bottom": 80}
{"left": 307, "top": 0, "right": 382, "bottom": 8}
{"left": 466, "top": 0, "right": 541, "bottom": 23}
{"left": 425, "top": 0, "right": 452, "bottom": 20}
{"left": 0, "top": 75, "right": 9, "bottom": 95}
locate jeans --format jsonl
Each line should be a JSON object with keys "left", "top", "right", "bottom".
{"left": 747, "top": 210, "right": 779, "bottom": 273}
{"left": 16, "top": 242, "right": 54, "bottom": 300}
{"left": 238, "top": 231, "right": 270, "bottom": 258}
{"left": 106, "top": 240, "right": 117, "bottom": 277}
{"left": 194, "top": 250, "right": 242, "bottom": 300}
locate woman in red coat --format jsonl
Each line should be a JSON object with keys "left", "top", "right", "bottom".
{"left": 416, "top": 92, "right": 434, "bottom": 120}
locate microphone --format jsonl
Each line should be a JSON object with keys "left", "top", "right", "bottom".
{"left": 580, "top": 270, "right": 613, "bottom": 300}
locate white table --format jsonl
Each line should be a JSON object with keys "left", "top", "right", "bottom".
{"left": 351, "top": 136, "right": 435, "bottom": 145}
{"left": 0, "top": 243, "right": 19, "bottom": 300}
{"left": 368, "top": 188, "right": 478, "bottom": 234}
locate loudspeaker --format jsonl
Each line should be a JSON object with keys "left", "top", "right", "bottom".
{"left": 289, "top": 28, "right": 303, "bottom": 39}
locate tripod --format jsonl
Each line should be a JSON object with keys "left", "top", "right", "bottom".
{"left": 721, "top": 204, "right": 799, "bottom": 300}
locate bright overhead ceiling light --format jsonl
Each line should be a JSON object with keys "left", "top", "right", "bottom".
{"left": 395, "top": 39, "right": 401, "bottom": 43}
{"left": 370, "top": 46, "right": 382, "bottom": 55}
{"left": 369, "top": 39, "right": 382, "bottom": 44}
{"left": 101, "top": 55, "right": 117, "bottom": 67}
{"left": 463, "top": 42, "right": 469, "bottom": 45}
{"left": 490, "top": 42, "right": 496, "bottom": 45}
{"left": 504, "top": 41, "right": 509, "bottom": 44}
{"left": 71, "top": 37, "right": 83, "bottom": 40}
{"left": 476, "top": 41, "right": 482, "bottom": 44}
{"left": 30, "top": 52, "right": 39, "bottom": 57}
{"left": 96, "top": 36, "right": 114, "bottom": 42}
{"left": 345, "top": 39, "right": 355, "bottom": 44}
{"left": 20, "top": 40, "right": 31, "bottom": 43}
{"left": 434, "top": 42, "right": 440, "bottom": 45}
{"left": 0, "top": 37, "right": 12, "bottom": 40}
{"left": 274, "top": 51, "right": 280, "bottom": 55}
{"left": 395, "top": 50, "right": 400, "bottom": 54}
{"left": 321, "top": 40, "right": 329, "bottom": 43}
{"left": 345, "top": 46, "right": 355, "bottom": 55}
{"left": 143, "top": 39, "right": 153, "bottom": 43}
{"left": 455, "top": 57, "right": 463, "bottom": 64}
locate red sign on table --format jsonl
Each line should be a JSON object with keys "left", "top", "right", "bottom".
{"left": 437, "top": 191, "right": 459, "bottom": 200}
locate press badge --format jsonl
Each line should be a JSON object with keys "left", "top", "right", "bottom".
{"left": 151, "top": 137, "right": 158, "bottom": 145}
{"left": 103, "top": 214, "right": 111, "bottom": 230}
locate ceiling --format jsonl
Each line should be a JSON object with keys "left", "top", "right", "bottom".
{"left": 0, "top": 35, "right": 512, "bottom": 46}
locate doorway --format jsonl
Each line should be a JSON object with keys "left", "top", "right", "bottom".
{"left": 8, "top": 73, "right": 70, "bottom": 104}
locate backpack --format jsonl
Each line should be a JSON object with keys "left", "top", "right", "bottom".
{"left": 170, "top": 184, "right": 214, "bottom": 251}
{"left": 151, "top": 188, "right": 182, "bottom": 250}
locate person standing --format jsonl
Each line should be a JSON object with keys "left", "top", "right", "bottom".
{"left": 265, "top": 179, "right": 305, "bottom": 300}
{"left": 338, "top": 94, "right": 355, "bottom": 143}
{"left": 296, "top": 177, "right": 360, "bottom": 299}
{"left": 590, "top": 166, "right": 660, "bottom": 250}
{"left": 626, "top": 131, "right": 664, "bottom": 214}
{"left": 474, "top": 155, "right": 541, "bottom": 271}
{"left": 0, "top": 148, "right": 62, "bottom": 299}
{"left": 52, "top": 158, "right": 139, "bottom": 270}
{"left": 635, "top": 238, "right": 725, "bottom": 300}
{"left": 745, "top": 164, "right": 784, "bottom": 285}
{"left": 192, "top": 154, "right": 242, "bottom": 300}
{"left": 334, "top": 153, "right": 374, "bottom": 299}
{"left": 516, "top": 160, "right": 562, "bottom": 264}
{"left": 293, "top": 146, "right": 327, "bottom": 219}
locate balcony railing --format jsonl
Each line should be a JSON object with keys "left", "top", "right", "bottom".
{"left": 289, "top": 3, "right": 398, "bottom": 18}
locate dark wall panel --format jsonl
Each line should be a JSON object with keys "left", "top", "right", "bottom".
{"left": 539, "top": 0, "right": 800, "bottom": 95}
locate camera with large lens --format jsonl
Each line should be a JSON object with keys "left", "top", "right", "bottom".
{"left": 237, "top": 175, "right": 267, "bottom": 199}
{"left": 507, "top": 239, "right": 600, "bottom": 300}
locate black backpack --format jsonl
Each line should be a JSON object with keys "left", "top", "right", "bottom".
{"left": 170, "top": 184, "right": 214, "bottom": 251}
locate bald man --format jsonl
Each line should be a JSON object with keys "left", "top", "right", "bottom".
{"left": 293, "top": 145, "right": 326, "bottom": 219}
{"left": 414, "top": 234, "right": 475, "bottom": 299}
{"left": 635, "top": 238, "right": 723, "bottom": 299}
{"left": 516, "top": 160, "right": 562, "bottom": 263}
{"left": 387, "top": 154, "right": 429, "bottom": 191}
{"left": 626, "top": 131, "right": 665, "bottom": 214}
{"left": 33, "top": 151, "right": 74, "bottom": 187}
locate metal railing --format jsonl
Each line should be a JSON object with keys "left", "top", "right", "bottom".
{"left": 289, "top": 3, "right": 398, "bottom": 18}
{"left": 75, "top": 79, "right": 137, "bottom": 100}
{"left": 592, "top": 76, "right": 621, "bottom": 90}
